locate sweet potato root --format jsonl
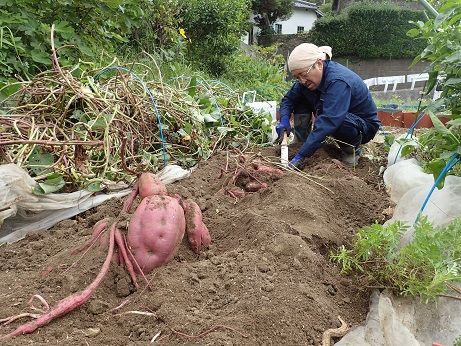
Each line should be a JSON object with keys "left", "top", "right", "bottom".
{"left": 221, "top": 155, "right": 284, "bottom": 200}
{"left": 226, "top": 187, "right": 246, "bottom": 199}
{"left": 180, "top": 199, "right": 212, "bottom": 253}
{"left": 127, "top": 195, "right": 186, "bottom": 274}
{"left": 114, "top": 228, "right": 138, "bottom": 288}
{"left": 73, "top": 218, "right": 110, "bottom": 254}
{"left": 0, "top": 222, "right": 117, "bottom": 340}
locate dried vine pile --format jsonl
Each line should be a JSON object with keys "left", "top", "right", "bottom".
{"left": 0, "top": 27, "right": 272, "bottom": 192}
{"left": 0, "top": 67, "right": 210, "bottom": 191}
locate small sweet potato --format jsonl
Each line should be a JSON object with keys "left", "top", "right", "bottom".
{"left": 181, "top": 199, "right": 211, "bottom": 253}
{"left": 73, "top": 218, "right": 109, "bottom": 254}
{"left": 251, "top": 163, "right": 284, "bottom": 179}
{"left": 127, "top": 195, "right": 185, "bottom": 274}
{"left": 245, "top": 181, "right": 268, "bottom": 192}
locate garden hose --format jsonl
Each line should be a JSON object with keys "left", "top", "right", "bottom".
{"left": 415, "top": 152, "right": 461, "bottom": 225}
{"left": 392, "top": 80, "right": 428, "bottom": 165}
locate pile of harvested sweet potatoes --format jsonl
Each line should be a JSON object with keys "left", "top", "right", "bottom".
{"left": 220, "top": 153, "right": 284, "bottom": 200}
{"left": 0, "top": 173, "right": 211, "bottom": 340}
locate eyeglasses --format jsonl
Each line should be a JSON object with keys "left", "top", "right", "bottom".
{"left": 295, "top": 62, "right": 316, "bottom": 82}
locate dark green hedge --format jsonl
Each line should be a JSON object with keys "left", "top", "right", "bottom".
{"left": 280, "top": 2, "right": 427, "bottom": 59}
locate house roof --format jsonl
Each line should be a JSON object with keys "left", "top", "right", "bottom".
{"left": 294, "top": 1, "right": 324, "bottom": 17}
{"left": 294, "top": 1, "right": 317, "bottom": 10}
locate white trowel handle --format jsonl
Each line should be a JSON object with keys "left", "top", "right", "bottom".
{"left": 280, "top": 132, "right": 289, "bottom": 167}
{"left": 281, "top": 132, "right": 288, "bottom": 146}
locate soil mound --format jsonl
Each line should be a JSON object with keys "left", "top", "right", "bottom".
{"left": 0, "top": 143, "right": 390, "bottom": 345}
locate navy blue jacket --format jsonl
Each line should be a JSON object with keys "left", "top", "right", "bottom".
{"left": 280, "top": 60, "right": 380, "bottom": 158}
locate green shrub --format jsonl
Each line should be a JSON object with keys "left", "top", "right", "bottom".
{"left": 408, "top": 0, "right": 461, "bottom": 117}
{"left": 398, "top": 0, "right": 461, "bottom": 183}
{"left": 308, "top": 2, "right": 426, "bottom": 59}
{"left": 308, "top": 14, "right": 349, "bottom": 56}
{"left": 221, "top": 45, "right": 290, "bottom": 101}
{"left": 179, "top": 0, "right": 250, "bottom": 75}
{"left": 127, "top": 0, "right": 182, "bottom": 54}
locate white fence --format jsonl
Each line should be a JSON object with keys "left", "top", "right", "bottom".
{"left": 363, "top": 73, "right": 430, "bottom": 92}
{"left": 364, "top": 73, "right": 443, "bottom": 100}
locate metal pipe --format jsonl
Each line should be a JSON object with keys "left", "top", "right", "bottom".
{"left": 418, "top": 0, "right": 439, "bottom": 18}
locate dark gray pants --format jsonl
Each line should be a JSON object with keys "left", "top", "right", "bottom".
{"left": 294, "top": 112, "right": 378, "bottom": 152}
{"left": 293, "top": 113, "right": 313, "bottom": 143}
{"left": 333, "top": 112, "right": 378, "bottom": 152}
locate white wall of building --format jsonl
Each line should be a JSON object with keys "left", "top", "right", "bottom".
{"left": 242, "top": 7, "right": 319, "bottom": 44}
{"left": 274, "top": 8, "right": 318, "bottom": 34}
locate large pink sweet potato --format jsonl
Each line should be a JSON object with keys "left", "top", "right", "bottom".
{"left": 181, "top": 199, "right": 211, "bottom": 253}
{"left": 127, "top": 195, "right": 185, "bottom": 274}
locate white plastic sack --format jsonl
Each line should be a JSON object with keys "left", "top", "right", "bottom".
{"left": 246, "top": 101, "right": 278, "bottom": 142}
{"left": 384, "top": 158, "right": 461, "bottom": 228}
{"left": 383, "top": 158, "right": 434, "bottom": 203}
{"left": 0, "top": 190, "right": 130, "bottom": 244}
{"left": 337, "top": 290, "right": 461, "bottom": 346}
{"left": 0, "top": 163, "right": 192, "bottom": 244}
{"left": 156, "top": 163, "right": 194, "bottom": 184}
{"left": 0, "top": 164, "right": 94, "bottom": 214}
{"left": 386, "top": 174, "right": 461, "bottom": 228}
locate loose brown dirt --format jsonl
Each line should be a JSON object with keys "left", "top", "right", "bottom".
{"left": 0, "top": 142, "right": 391, "bottom": 345}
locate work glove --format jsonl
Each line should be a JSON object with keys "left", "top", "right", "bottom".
{"left": 275, "top": 116, "right": 291, "bottom": 142}
{"left": 288, "top": 153, "right": 303, "bottom": 169}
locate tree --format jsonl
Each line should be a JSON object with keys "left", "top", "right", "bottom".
{"left": 251, "top": 0, "right": 295, "bottom": 35}
{"left": 180, "top": 0, "right": 250, "bottom": 75}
